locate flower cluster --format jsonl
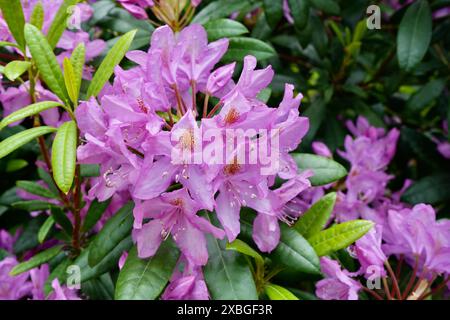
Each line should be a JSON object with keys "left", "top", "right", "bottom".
{"left": 309, "top": 117, "right": 450, "bottom": 300}
{"left": 75, "top": 23, "right": 311, "bottom": 298}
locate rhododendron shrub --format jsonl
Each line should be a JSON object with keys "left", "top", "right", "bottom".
{"left": 0, "top": 0, "right": 449, "bottom": 301}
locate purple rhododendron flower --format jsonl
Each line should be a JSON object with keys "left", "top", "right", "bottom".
{"left": 353, "top": 225, "right": 387, "bottom": 278}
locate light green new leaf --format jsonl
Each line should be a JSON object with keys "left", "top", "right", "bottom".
{"left": 16, "top": 180, "right": 57, "bottom": 199}
{"left": 308, "top": 220, "right": 374, "bottom": 256}
{"left": 70, "top": 43, "right": 85, "bottom": 102}
{"left": 0, "top": 101, "right": 63, "bottom": 130}
{"left": 0, "top": 0, "right": 26, "bottom": 50}
{"left": 265, "top": 283, "right": 299, "bottom": 300}
{"left": 63, "top": 58, "right": 78, "bottom": 104}
{"left": 0, "top": 126, "right": 57, "bottom": 159}
{"left": 51, "top": 121, "right": 77, "bottom": 193}
{"left": 9, "top": 245, "right": 63, "bottom": 276}
{"left": 86, "top": 29, "right": 137, "bottom": 98}
{"left": 3, "top": 61, "right": 31, "bottom": 81}
{"left": 30, "top": 1, "right": 44, "bottom": 30}
{"left": 294, "top": 192, "right": 337, "bottom": 238}
{"left": 24, "top": 24, "right": 69, "bottom": 102}
{"left": 222, "top": 37, "right": 276, "bottom": 62}
{"left": 0, "top": 41, "right": 20, "bottom": 49}
{"left": 46, "top": 0, "right": 80, "bottom": 48}
{"left": 397, "top": 0, "right": 432, "bottom": 72}
{"left": 293, "top": 153, "right": 347, "bottom": 186}
{"left": 115, "top": 243, "right": 179, "bottom": 300}
{"left": 204, "top": 19, "right": 248, "bottom": 41}
{"left": 226, "top": 239, "right": 264, "bottom": 266}
{"left": 38, "top": 216, "right": 55, "bottom": 243}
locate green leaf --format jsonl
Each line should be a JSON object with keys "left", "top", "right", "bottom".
{"left": 294, "top": 192, "right": 337, "bottom": 238}
{"left": 293, "top": 153, "right": 347, "bottom": 186}
{"left": 265, "top": 283, "right": 299, "bottom": 300}
{"left": 30, "top": 1, "right": 44, "bottom": 30}
{"left": 16, "top": 180, "right": 57, "bottom": 199}
{"left": 51, "top": 121, "right": 77, "bottom": 194}
{"left": 257, "top": 88, "right": 272, "bottom": 103}
{"left": 204, "top": 234, "right": 258, "bottom": 300}
{"left": 222, "top": 37, "right": 276, "bottom": 62}
{"left": 0, "top": 126, "right": 56, "bottom": 159}
{"left": 192, "top": 0, "right": 252, "bottom": 24}
{"left": 263, "top": 0, "right": 283, "bottom": 28}
{"left": 44, "top": 258, "right": 72, "bottom": 295}
{"left": 115, "top": 243, "right": 179, "bottom": 300}
{"left": 6, "top": 159, "right": 28, "bottom": 172}
{"left": 72, "top": 236, "right": 133, "bottom": 283}
{"left": 50, "top": 206, "right": 73, "bottom": 236}
{"left": 88, "top": 202, "right": 134, "bottom": 267}
{"left": 3, "top": 61, "right": 31, "bottom": 81}
{"left": 24, "top": 24, "right": 68, "bottom": 102}
{"left": 9, "top": 245, "right": 63, "bottom": 276}
{"left": 0, "top": 101, "right": 63, "bottom": 130}
{"left": 69, "top": 43, "right": 85, "bottom": 102}
{"left": 308, "top": 220, "right": 374, "bottom": 256}
{"left": 204, "top": 19, "right": 249, "bottom": 41}
{"left": 46, "top": 0, "right": 80, "bottom": 48}
{"left": 80, "top": 164, "right": 100, "bottom": 177}
{"left": 0, "top": 0, "right": 26, "bottom": 50}
{"left": 82, "top": 198, "right": 112, "bottom": 232}
{"left": 401, "top": 174, "right": 450, "bottom": 205}
{"left": 397, "top": 0, "right": 432, "bottom": 72}
{"left": 63, "top": 58, "right": 78, "bottom": 104}
{"left": 288, "top": 0, "right": 310, "bottom": 30}
{"left": 38, "top": 216, "right": 55, "bottom": 243}
{"left": 86, "top": 29, "right": 137, "bottom": 98}
{"left": 226, "top": 239, "right": 264, "bottom": 266}
{"left": 270, "top": 224, "right": 321, "bottom": 275}
{"left": 308, "top": 0, "right": 340, "bottom": 15}
{"left": 11, "top": 200, "right": 53, "bottom": 211}
{"left": 406, "top": 79, "right": 446, "bottom": 114}
{"left": 0, "top": 41, "right": 20, "bottom": 48}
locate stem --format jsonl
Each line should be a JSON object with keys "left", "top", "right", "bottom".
{"left": 173, "top": 85, "right": 185, "bottom": 116}
{"left": 203, "top": 94, "right": 210, "bottom": 118}
{"left": 402, "top": 255, "right": 419, "bottom": 300}
{"left": 419, "top": 276, "right": 450, "bottom": 300}
{"left": 191, "top": 81, "right": 197, "bottom": 117}
{"left": 72, "top": 163, "right": 81, "bottom": 253}
{"left": 207, "top": 100, "right": 223, "bottom": 118}
{"left": 385, "top": 260, "right": 402, "bottom": 300}
{"left": 382, "top": 277, "right": 393, "bottom": 300}
{"left": 362, "top": 287, "right": 384, "bottom": 300}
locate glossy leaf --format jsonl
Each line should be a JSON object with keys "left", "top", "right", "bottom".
{"left": 88, "top": 202, "right": 134, "bottom": 267}
{"left": 82, "top": 198, "right": 112, "bottom": 232}
{"left": 69, "top": 43, "right": 85, "bottom": 102}
{"left": 86, "top": 29, "right": 137, "bottom": 98}
{"left": 204, "top": 235, "right": 258, "bottom": 300}
{"left": 402, "top": 174, "right": 450, "bottom": 205}
{"left": 293, "top": 153, "right": 347, "bottom": 186}
{"left": 308, "top": 220, "right": 374, "bottom": 256}
{"left": 265, "top": 283, "right": 299, "bottom": 300}
{"left": 9, "top": 245, "right": 63, "bottom": 276}
{"left": 12, "top": 200, "right": 54, "bottom": 211}
{"left": 24, "top": 24, "right": 69, "bottom": 102}
{"left": 51, "top": 121, "right": 77, "bottom": 194}
{"left": 16, "top": 180, "right": 57, "bottom": 199}
{"left": 192, "top": 0, "right": 252, "bottom": 24}
{"left": 38, "top": 216, "right": 55, "bottom": 243}
{"left": 222, "top": 37, "right": 276, "bottom": 62}
{"left": 3, "top": 61, "right": 31, "bottom": 81}
{"left": 30, "top": 1, "right": 44, "bottom": 29}
{"left": 0, "top": 126, "right": 57, "bottom": 159}
{"left": 263, "top": 0, "right": 283, "bottom": 28}
{"left": 397, "top": 0, "right": 432, "bottom": 72}
{"left": 0, "top": 0, "right": 26, "bottom": 50}
{"left": 294, "top": 192, "right": 337, "bottom": 238}
{"left": 270, "top": 224, "right": 321, "bottom": 275}
{"left": 0, "top": 101, "right": 63, "bottom": 130}
{"left": 288, "top": 0, "right": 310, "bottom": 30}
{"left": 63, "top": 58, "right": 78, "bottom": 104}
{"left": 50, "top": 207, "right": 73, "bottom": 236}
{"left": 204, "top": 19, "right": 249, "bottom": 41}
{"left": 46, "top": 0, "right": 80, "bottom": 48}
{"left": 226, "top": 239, "right": 264, "bottom": 265}
{"left": 115, "top": 243, "right": 179, "bottom": 300}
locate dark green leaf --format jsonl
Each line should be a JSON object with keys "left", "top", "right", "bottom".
{"left": 115, "top": 243, "right": 179, "bottom": 300}
{"left": 204, "top": 19, "right": 249, "bottom": 41}
{"left": 222, "top": 37, "right": 276, "bottom": 62}
{"left": 82, "top": 198, "right": 112, "bottom": 232}
{"left": 16, "top": 180, "right": 57, "bottom": 199}
{"left": 402, "top": 174, "right": 450, "bottom": 205}
{"left": 288, "top": 0, "right": 310, "bottom": 30}
{"left": 50, "top": 206, "right": 73, "bottom": 235}
{"left": 293, "top": 153, "right": 347, "bottom": 186}
{"left": 10, "top": 245, "right": 63, "bottom": 275}
{"left": 263, "top": 0, "right": 283, "bottom": 28}
{"left": 38, "top": 216, "right": 55, "bottom": 243}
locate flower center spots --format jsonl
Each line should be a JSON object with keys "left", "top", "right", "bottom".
{"left": 223, "top": 162, "right": 241, "bottom": 176}
{"left": 170, "top": 198, "right": 184, "bottom": 207}
{"left": 180, "top": 129, "right": 195, "bottom": 151}
{"left": 136, "top": 97, "right": 148, "bottom": 113}
{"left": 224, "top": 107, "right": 240, "bottom": 125}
